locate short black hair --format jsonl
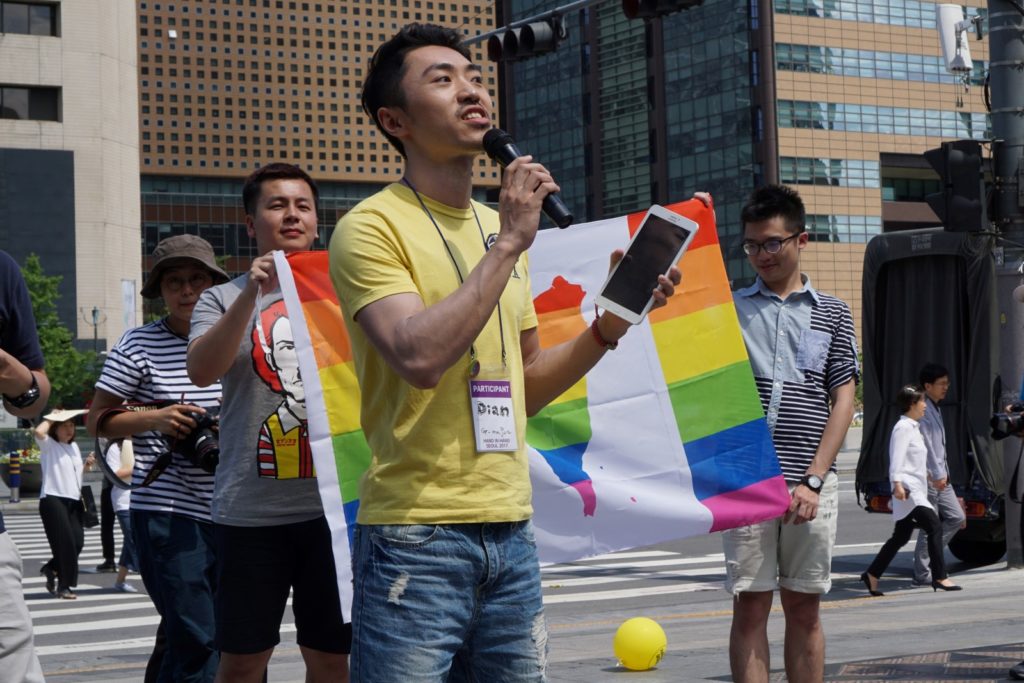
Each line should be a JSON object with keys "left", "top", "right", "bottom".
{"left": 242, "top": 163, "right": 319, "bottom": 216}
{"left": 740, "top": 185, "right": 806, "bottom": 235}
{"left": 896, "top": 384, "right": 926, "bottom": 413}
{"left": 361, "top": 23, "right": 470, "bottom": 158}
{"left": 919, "top": 363, "right": 949, "bottom": 387}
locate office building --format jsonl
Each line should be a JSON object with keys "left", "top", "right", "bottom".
{"left": 137, "top": 0, "right": 501, "bottom": 286}
{"left": 0, "top": 0, "right": 142, "bottom": 348}
{"left": 496, "top": 0, "right": 990, "bottom": 339}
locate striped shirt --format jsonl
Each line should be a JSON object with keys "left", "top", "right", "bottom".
{"left": 95, "top": 319, "right": 222, "bottom": 521}
{"left": 734, "top": 276, "right": 859, "bottom": 482}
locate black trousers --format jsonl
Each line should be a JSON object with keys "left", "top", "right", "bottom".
{"left": 39, "top": 495, "right": 85, "bottom": 591}
{"left": 100, "top": 477, "right": 115, "bottom": 563}
{"left": 867, "top": 504, "right": 946, "bottom": 581}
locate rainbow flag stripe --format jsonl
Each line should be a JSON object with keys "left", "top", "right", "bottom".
{"left": 637, "top": 201, "right": 789, "bottom": 531}
{"left": 278, "top": 251, "right": 368, "bottom": 535}
{"left": 526, "top": 276, "right": 596, "bottom": 516}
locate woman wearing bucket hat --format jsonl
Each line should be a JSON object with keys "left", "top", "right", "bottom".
{"left": 87, "top": 235, "right": 227, "bottom": 680}
{"left": 34, "top": 409, "right": 93, "bottom": 599}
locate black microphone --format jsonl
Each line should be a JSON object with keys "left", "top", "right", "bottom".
{"left": 483, "top": 128, "right": 574, "bottom": 229}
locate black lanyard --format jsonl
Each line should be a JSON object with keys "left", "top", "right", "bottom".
{"left": 402, "top": 178, "right": 507, "bottom": 376}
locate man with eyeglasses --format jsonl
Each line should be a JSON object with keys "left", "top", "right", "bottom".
{"left": 700, "top": 185, "right": 858, "bottom": 683}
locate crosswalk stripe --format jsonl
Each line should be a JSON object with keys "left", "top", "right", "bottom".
{"left": 30, "top": 601, "right": 158, "bottom": 619}
{"left": 34, "top": 615, "right": 161, "bottom": 636}
{"left": 32, "top": 624, "right": 299, "bottom": 657}
{"left": 545, "top": 582, "right": 722, "bottom": 604}
{"left": 542, "top": 555, "right": 724, "bottom": 573}
{"left": 25, "top": 592, "right": 152, "bottom": 605}
{"left": 543, "top": 565, "right": 723, "bottom": 589}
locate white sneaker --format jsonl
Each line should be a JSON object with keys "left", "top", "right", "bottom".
{"left": 114, "top": 582, "right": 138, "bottom": 593}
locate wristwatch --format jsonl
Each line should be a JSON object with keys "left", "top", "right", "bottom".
{"left": 3, "top": 373, "right": 40, "bottom": 409}
{"left": 798, "top": 473, "right": 824, "bottom": 494}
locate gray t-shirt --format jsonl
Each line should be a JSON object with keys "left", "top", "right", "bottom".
{"left": 190, "top": 274, "right": 323, "bottom": 526}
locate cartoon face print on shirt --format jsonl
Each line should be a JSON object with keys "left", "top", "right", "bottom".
{"left": 250, "top": 299, "right": 316, "bottom": 480}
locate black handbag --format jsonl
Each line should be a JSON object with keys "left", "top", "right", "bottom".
{"left": 79, "top": 486, "right": 100, "bottom": 528}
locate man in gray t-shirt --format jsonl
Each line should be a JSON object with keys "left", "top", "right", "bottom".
{"left": 190, "top": 284, "right": 321, "bottom": 525}
{"left": 187, "top": 163, "right": 351, "bottom": 681}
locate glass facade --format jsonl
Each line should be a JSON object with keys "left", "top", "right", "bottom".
{"left": 881, "top": 176, "right": 941, "bottom": 202}
{"left": 779, "top": 157, "right": 881, "bottom": 188}
{"left": 775, "top": 0, "right": 985, "bottom": 29}
{"left": 778, "top": 100, "right": 991, "bottom": 139}
{"left": 806, "top": 214, "right": 883, "bottom": 243}
{"left": 594, "top": 3, "right": 650, "bottom": 217}
{"left": 777, "top": 43, "right": 987, "bottom": 86}
{"left": 505, "top": 2, "right": 588, "bottom": 223}
{"left": 663, "top": 0, "right": 757, "bottom": 283}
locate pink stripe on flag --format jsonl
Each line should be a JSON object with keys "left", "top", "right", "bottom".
{"left": 703, "top": 476, "right": 791, "bottom": 532}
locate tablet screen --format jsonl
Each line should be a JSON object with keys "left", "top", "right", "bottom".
{"left": 600, "top": 215, "right": 692, "bottom": 316}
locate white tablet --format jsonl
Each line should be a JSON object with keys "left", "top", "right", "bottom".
{"left": 595, "top": 205, "right": 699, "bottom": 325}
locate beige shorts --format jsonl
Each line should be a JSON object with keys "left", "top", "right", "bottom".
{"left": 722, "top": 472, "right": 839, "bottom": 595}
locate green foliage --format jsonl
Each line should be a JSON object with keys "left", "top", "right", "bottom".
{"left": 20, "top": 254, "right": 100, "bottom": 409}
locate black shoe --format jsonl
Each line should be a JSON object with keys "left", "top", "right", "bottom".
{"left": 860, "top": 572, "right": 884, "bottom": 596}
{"left": 40, "top": 566, "right": 56, "bottom": 595}
{"left": 95, "top": 560, "right": 117, "bottom": 573}
{"left": 1010, "top": 660, "right": 1024, "bottom": 680}
{"left": 932, "top": 580, "right": 962, "bottom": 592}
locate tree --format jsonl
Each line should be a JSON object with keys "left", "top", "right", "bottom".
{"left": 20, "top": 254, "right": 99, "bottom": 409}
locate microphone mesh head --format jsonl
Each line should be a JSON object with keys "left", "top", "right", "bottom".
{"left": 483, "top": 128, "right": 514, "bottom": 159}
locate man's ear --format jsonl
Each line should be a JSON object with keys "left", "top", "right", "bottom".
{"left": 245, "top": 214, "right": 256, "bottom": 240}
{"left": 377, "top": 106, "right": 408, "bottom": 141}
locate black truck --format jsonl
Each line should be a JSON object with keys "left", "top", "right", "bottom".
{"left": 855, "top": 227, "right": 1007, "bottom": 565}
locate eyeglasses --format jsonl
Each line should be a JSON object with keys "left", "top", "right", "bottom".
{"left": 742, "top": 232, "right": 803, "bottom": 256}
{"left": 163, "top": 272, "right": 213, "bottom": 293}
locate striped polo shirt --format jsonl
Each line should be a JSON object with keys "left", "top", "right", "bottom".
{"left": 734, "top": 276, "right": 859, "bottom": 483}
{"left": 95, "top": 319, "right": 221, "bottom": 521}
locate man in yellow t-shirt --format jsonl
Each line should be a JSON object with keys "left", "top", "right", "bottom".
{"left": 330, "top": 23, "right": 680, "bottom": 682}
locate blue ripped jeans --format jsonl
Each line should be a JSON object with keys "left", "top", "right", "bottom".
{"left": 350, "top": 520, "right": 548, "bottom": 683}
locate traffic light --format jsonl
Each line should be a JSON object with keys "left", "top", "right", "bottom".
{"left": 622, "top": 0, "right": 703, "bottom": 20}
{"left": 487, "top": 18, "right": 565, "bottom": 62}
{"left": 924, "top": 139, "right": 987, "bottom": 232}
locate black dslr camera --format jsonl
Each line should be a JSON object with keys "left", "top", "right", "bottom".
{"left": 170, "top": 408, "right": 220, "bottom": 473}
{"left": 991, "top": 402, "right": 1024, "bottom": 441}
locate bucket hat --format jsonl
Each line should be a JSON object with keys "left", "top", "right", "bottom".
{"left": 140, "top": 235, "right": 230, "bottom": 299}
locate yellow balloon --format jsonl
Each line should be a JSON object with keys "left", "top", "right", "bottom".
{"left": 614, "top": 617, "right": 667, "bottom": 671}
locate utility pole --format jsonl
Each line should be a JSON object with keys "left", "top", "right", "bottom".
{"left": 988, "top": 0, "right": 1024, "bottom": 566}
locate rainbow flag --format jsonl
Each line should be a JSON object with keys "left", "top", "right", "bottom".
{"left": 276, "top": 199, "right": 790, "bottom": 617}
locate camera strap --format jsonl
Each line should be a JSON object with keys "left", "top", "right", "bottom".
{"left": 93, "top": 403, "right": 177, "bottom": 490}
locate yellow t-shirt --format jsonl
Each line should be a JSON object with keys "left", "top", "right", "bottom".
{"left": 329, "top": 182, "right": 538, "bottom": 525}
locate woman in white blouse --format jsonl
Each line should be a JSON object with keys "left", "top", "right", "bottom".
{"left": 861, "top": 385, "right": 962, "bottom": 596}
{"left": 34, "top": 410, "right": 94, "bottom": 599}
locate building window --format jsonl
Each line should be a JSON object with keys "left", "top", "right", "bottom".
{"left": 0, "top": 85, "right": 60, "bottom": 121}
{"left": 0, "top": 1, "right": 58, "bottom": 36}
